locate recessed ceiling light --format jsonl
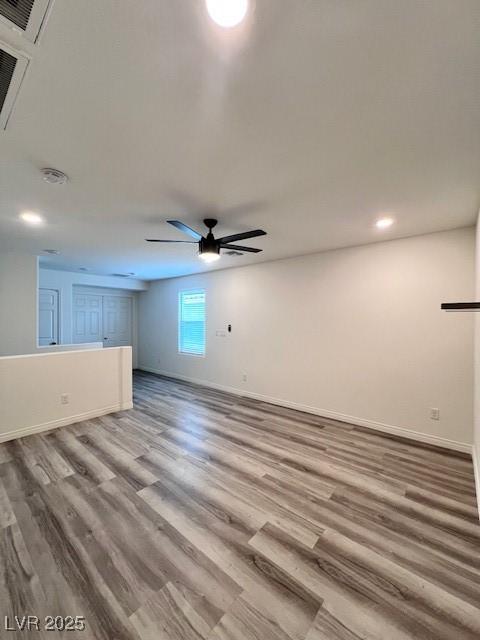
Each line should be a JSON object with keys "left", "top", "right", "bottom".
{"left": 206, "top": 0, "right": 248, "bottom": 27}
{"left": 375, "top": 217, "right": 394, "bottom": 230}
{"left": 20, "top": 211, "right": 43, "bottom": 225}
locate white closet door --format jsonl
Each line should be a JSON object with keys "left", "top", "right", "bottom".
{"left": 102, "top": 296, "right": 132, "bottom": 347}
{"left": 38, "top": 289, "right": 59, "bottom": 346}
{"left": 72, "top": 293, "right": 103, "bottom": 344}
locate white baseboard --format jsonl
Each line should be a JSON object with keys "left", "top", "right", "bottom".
{"left": 472, "top": 445, "right": 480, "bottom": 522}
{"left": 0, "top": 402, "right": 133, "bottom": 444}
{"left": 138, "top": 366, "right": 472, "bottom": 454}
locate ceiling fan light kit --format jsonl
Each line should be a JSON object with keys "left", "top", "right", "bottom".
{"left": 146, "top": 218, "right": 267, "bottom": 263}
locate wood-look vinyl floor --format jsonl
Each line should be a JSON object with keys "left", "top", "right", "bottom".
{"left": 0, "top": 371, "right": 479, "bottom": 639}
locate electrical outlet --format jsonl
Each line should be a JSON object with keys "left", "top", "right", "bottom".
{"left": 61, "top": 393, "right": 70, "bottom": 405}
{"left": 242, "top": 373, "right": 247, "bottom": 383}
{"left": 430, "top": 407, "right": 440, "bottom": 421}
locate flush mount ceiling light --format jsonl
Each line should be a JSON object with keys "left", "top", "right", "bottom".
{"left": 41, "top": 168, "right": 68, "bottom": 185}
{"left": 375, "top": 216, "right": 394, "bottom": 230}
{"left": 206, "top": 0, "right": 248, "bottom": 27}
{"left": 20, "top": 211, "right": 43, "bottom": 225}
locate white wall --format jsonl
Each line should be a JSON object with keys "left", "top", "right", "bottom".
{"left": 0, "top": 346, "right": 132, "bottom": 442}
{"left": 0, "top": 253, "right": 38, "bottom": 356}
{"left": 138, "top": 227, "right": 474, "bottom": 451}
{"left": 39, "top": 269, "right": 147, "bottom": 366}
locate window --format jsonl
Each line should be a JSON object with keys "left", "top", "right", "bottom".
{"left": 178, "top": 290, "right": 206, "bottom": 356}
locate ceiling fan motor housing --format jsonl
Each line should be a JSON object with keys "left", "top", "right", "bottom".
{"left": 199, "top": 233, "right": 220, "bottom": 256}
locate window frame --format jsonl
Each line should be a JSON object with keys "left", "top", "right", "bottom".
{"left": 178, "top": 288, "right": 206, "bottom": 357}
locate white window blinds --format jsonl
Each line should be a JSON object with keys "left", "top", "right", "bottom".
{"left": 178, "top": 290, "right": 206, "bottom": 356}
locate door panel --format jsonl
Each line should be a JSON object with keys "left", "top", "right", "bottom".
{"left": 72, "top": 294, "right": 103, "bottom": 343}
{"left": 38, "top": 289, "right": 59, "bottom": 346}
{"left": 102, "top": 296, "right": 132, "bottom": 347}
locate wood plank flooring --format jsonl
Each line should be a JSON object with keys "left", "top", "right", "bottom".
{"left": 0, "top": 370, "right": 479, "bottom": 639}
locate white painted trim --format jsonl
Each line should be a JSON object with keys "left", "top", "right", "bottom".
{"left": 0, "top": 402, "right": 133, "bottom": 444}
{"left": 472, "top": 445, "right": 480, "bottom": 522}
{"left": 139, "top": 366, "right": 472, "bottom": 454}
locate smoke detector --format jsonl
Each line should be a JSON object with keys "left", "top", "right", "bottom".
{"left": 41, "top": 168, "right": 68, "bottom": 185}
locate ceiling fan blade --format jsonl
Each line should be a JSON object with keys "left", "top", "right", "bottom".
{"left": 145, "top": 239, "right": 197, "bottom": 243}
{"left": 167, "top": 220, "right": 203, "bottom": 240}
{"left": 217, "top": 229, "right": 266, "bottom": 244}
{"left": 220, "top": 243, "right": 263, "bottom": 253}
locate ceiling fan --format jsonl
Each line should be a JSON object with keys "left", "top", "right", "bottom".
{"left": 146, "top": 219, "right": 267, "bottom": 263}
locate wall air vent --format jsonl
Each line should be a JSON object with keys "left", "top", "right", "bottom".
{"left": 0, "top": 0, "right": 52, "bottom": 43}
{"left": 0, "top": 42, "right": 28, "bottom": 129}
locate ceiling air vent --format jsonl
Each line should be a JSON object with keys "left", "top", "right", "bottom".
{"left": 0, "top": 48, "right": 16, "bottom": 112}
{"left": 0, "top": 0, "right": 52, "bottom": 43}
{"left": 0, "top": 0, "right": 35, "bottom": 31}
{"left": 0, "top": 42, "right": 28, "bottom": 129}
